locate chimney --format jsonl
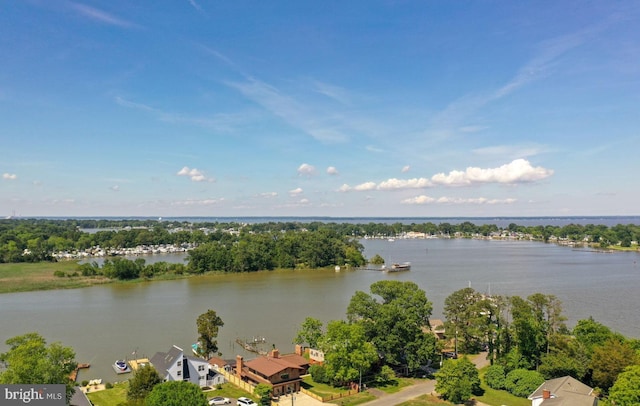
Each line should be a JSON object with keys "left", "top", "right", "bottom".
{"left": 270, "top": 349, "right": 280, "bottom": 358}
{"left": 295, "top": 344, "right": 302, "bottom": 355}
{"left": 543, "top": 389, "right": 551, "bottom": 400}
{"left": 236, "top": 355, "right": 243, "bottom": 378}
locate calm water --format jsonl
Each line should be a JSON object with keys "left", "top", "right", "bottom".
{"left": 1, "top": 238, "right": 639, "bottom": 382}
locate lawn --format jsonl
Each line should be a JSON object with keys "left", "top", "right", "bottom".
{"left": 86, "top": 382, "right": 128, "bottom": 405}
{"left": 0, "top": 261, "right": 111, "bottom": 293}
{"left": 475, "top": 367, "right": 530, "bottom": 406}
{"left": 398, "top": 394, "right": 452, "bottom": 405}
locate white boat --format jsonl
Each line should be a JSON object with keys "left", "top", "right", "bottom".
{"left": 112, "top": 360, "right": 131, "bottom": 374}
{"left": 384, "top": 262, "right": 411, "bottom": 272}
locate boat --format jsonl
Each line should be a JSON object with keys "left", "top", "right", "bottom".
{"left": 385, "top": 262, "right": 411, "bottom": 272}
{"left": 112, "top": 360, "right": 131, "bottom": 374}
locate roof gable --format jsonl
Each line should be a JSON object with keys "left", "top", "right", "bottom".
{"left": 529, "top": 376, "right": 596, "bottom": 405}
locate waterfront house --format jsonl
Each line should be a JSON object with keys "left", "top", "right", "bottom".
{"left": 150, "top": 345, "right": 224, "bottom": 388}
{"left": 235, "top": 349, "right": 304, "bottom": 397}
{"left": 528, "top": 376, "right": 597, "bottom": 406}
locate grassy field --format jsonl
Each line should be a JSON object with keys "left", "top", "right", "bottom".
{"left": 0, "top": 261, "right": 112, "bottom": 294}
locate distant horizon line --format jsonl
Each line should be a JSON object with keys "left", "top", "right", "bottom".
{"left": 10, "top": 215, "right": 640, "bottom": 219}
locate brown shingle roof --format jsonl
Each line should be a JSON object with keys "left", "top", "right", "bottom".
{"left": 245, "top": 356, "right": 303, "bottom": 377}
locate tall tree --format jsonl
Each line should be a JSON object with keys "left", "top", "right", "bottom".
{"left": 294, "top": 317, "right": 324, "bottom": 348}
{"left": 196, "top": 309, "right": 224, "bottom": 358}
{"left": 318, "top": 320, "right": 378, "bottom": 386}
{"left": 0, "top": 332, "right": 77, "bottom": 403}
{"left": 443, "top": 287, "right": 483, "bottom": 354}
{"left": 590, "top": 338, "right": 638, "bottom": 393}
{"left": 347, "top": 280, "right": 435, "bottom": 371}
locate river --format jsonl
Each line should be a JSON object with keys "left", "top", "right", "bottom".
{"left": 1, "top": 238, "right": 639, "bottom": 382}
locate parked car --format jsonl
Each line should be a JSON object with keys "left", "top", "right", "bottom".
{"left": 236, "top": 397, "right": 258, "bottom": 406}
{"left": 209, "top": 396, "right": 231, "bottom": 405}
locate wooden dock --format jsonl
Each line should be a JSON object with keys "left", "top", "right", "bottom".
{"left": 69, "top": 363, "right": 90, "bottom": 382}
{"left": 128, "top": 358, "right": 150, "bottom": 371}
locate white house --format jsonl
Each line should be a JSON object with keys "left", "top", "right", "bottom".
{"left": 528, "top": 376, "right": 597, "bottom": 406}
{"left": 150, "top": 345, "right": 225, "bottom": 388}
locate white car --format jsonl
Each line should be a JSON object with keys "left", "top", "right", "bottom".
{"left": 236, "top": 397, "right": 258, "bottom": 406}
{"left": 209, "top": 397, "right": 231, "bottom": 405}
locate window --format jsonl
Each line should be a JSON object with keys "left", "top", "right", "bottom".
{"left": 177, "top": 361, "right": 182, "bottom": 367}
{"left": 198, "top": 365, "right": 205, "bottom": 371}
{"left": 177, "top": 370, "right": 181, "bottom": 376}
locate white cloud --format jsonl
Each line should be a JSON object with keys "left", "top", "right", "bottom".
{"left": 338, "top": 184, "right": 352, "bottom": 192}
{"left": 401, "top": 165, "right": 410, "bottom": 173}
{"left": 289, "top": 187, "right": 303, "bottom": 196}
{"left": 377, "top": 178, "right": 432, "bottom": 190}
{"left": 354, "top": 182, "right": 377, "bottom": 191}
{"left": 402, "top": 195, "right": 517, "bottom": 205}
{"left": 176, "top": 166, "right": 215, "bottom": 182}
{"left": 431, "top": 159, "right": 553, "bottom": 186}
{"left": 326, "top": 166, "right": 339, "bottom": 175}
{"left": 258, "top": 192, "right": 278, "bottom": 198}
{"left": 2, "top": 173, "right": 17, "bottom": 180}
{"left": 297, "top": 163, "right": 316, "bottom": 176}
{"left": 110, "top": 185, "right": 120, "bottom": 192}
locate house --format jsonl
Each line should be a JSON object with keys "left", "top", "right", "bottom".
{"left": 236, "top": 349, "right": 304, "bottom": 397}
{"left": 427, "top": 319, "right": 446, "bottom": 340}
{"left": 150, "top": 345, "right": 224, "bottom": 388}
{"left": 528, "top": 376, "right": 598, "bottom": 406}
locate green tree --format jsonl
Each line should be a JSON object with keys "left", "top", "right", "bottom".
{"left": 347, "top": 280, "right": 435, "bottom": 371}
{"left": 484, "top": 364, "right": 506, "bottom": 390}
{"left": 573, "top": 317, "right": 619, "bottom": 356}
{"left": 369, "top": 254, "right": 385, "bottom": 265}
{"left": 504, "top": 369, "right": 545, "bottom": 398}
{"left": 254, "top": 383, "right": 273, "bottom": 406}
{"left": 294, "top": 317, "right": 324, "bottom": 348}
{"left": 145, "top": 381, "right": 208, "bottom": 406}
{"left": 609, "top": 365, "right": 640, "bottom": 406}
{"left": 434, "top": 357, "right": 481, "bottom": 404}
{"left": 443, "top": 287, "right": 483, "bottom": 354}
{"left": 196, "top": 309, "right": 224, "bottom": 358}
{"left": 127, "top": 364, "right": 163, "bottom": 401}
{"left": 591, "top": 338, "right": 638, "bottom": 392}
{"left": 0, "top": 332, "right": 77, "bottom": 403}
{"left": 318, "top": 320, "right": 378, "bottom": 386}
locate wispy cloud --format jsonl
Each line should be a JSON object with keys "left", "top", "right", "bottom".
{"left": 289, "top": 188, "right": 303, "bottom": 196}
{"left": 176, "top": 166, "right": 215, "bottom": 183}
{"left": 402, "top": 196, "right": 517, "bottom": 205}
{"left": 110, "top": 185, "right": 120, "bottom": 192}
{"left": 115, "top": 96, "right": 248, "bottom": 133}
{"left": 2, "top": 173, "right": 17, "bottom": 180}
{"left": 228, "top": 78, "right": 350, "bottom": 143}
{"left": 69, "top": 2, "right": 137, "bottom": 28}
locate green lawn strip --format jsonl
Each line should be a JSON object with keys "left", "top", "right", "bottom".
{"left": 475, "top": 367, "right": 530, "bottom": 406}
{"left": 397, "top": 394, "right": 452, "bottom": 405}
{"left": 326, "top": 392, "right": 377, "bottom": 406}
{"left": 0, "top": 261, "right": 111, "bottom": 293}
{"left": 85, "top": 382, "right": 128, "bottom": 405}
{"left": 373, "top": 377, "right": 414, "bottom": 394}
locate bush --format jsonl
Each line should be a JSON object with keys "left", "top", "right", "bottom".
{"left": 81, "top": 380, "right": 89, "bottom": 387}
{"left": 53, "top": 270, "right": 66, "bottom": 277}
{"left": 309, "top": 364, "right": 329, "bottom": 384}
{"left": 105, "top": 382, "right": 113, "bottom": 389}
{"left": 504, "top": 369, "right": 545, "bottom": 398}
{"left": 484, "top": 365, "right": 506, "bottom": 390}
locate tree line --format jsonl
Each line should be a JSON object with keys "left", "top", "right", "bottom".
{"left": 1, "top": 218, "right": 639, "bottom": 264}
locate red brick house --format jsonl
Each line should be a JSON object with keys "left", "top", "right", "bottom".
{"left": 236, "top": 349, "right": 304, "bottom": 396}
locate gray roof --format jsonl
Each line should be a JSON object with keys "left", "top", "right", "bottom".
{"left": 529, "top": 376, "right": 597, "bottom": 406}
{"left": 150, "top": 345, "right": 184, "bottom": 376}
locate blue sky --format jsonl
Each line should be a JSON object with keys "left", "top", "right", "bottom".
{"left": 1, "top": 1, "right": 639, "bottom": 217}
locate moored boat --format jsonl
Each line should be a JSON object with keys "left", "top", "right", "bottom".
{"left": 386, "top": 262, "right": 411, "bottom": 272}
{"left": 112, "top": 360, "right": 131, "bottom": 374}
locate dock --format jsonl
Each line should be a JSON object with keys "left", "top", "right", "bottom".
{"left": 128, "top": 358, "right": 150, "bottom": 371}
{"left": 70, "top": 363, "right": 90, "bottom": 382}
